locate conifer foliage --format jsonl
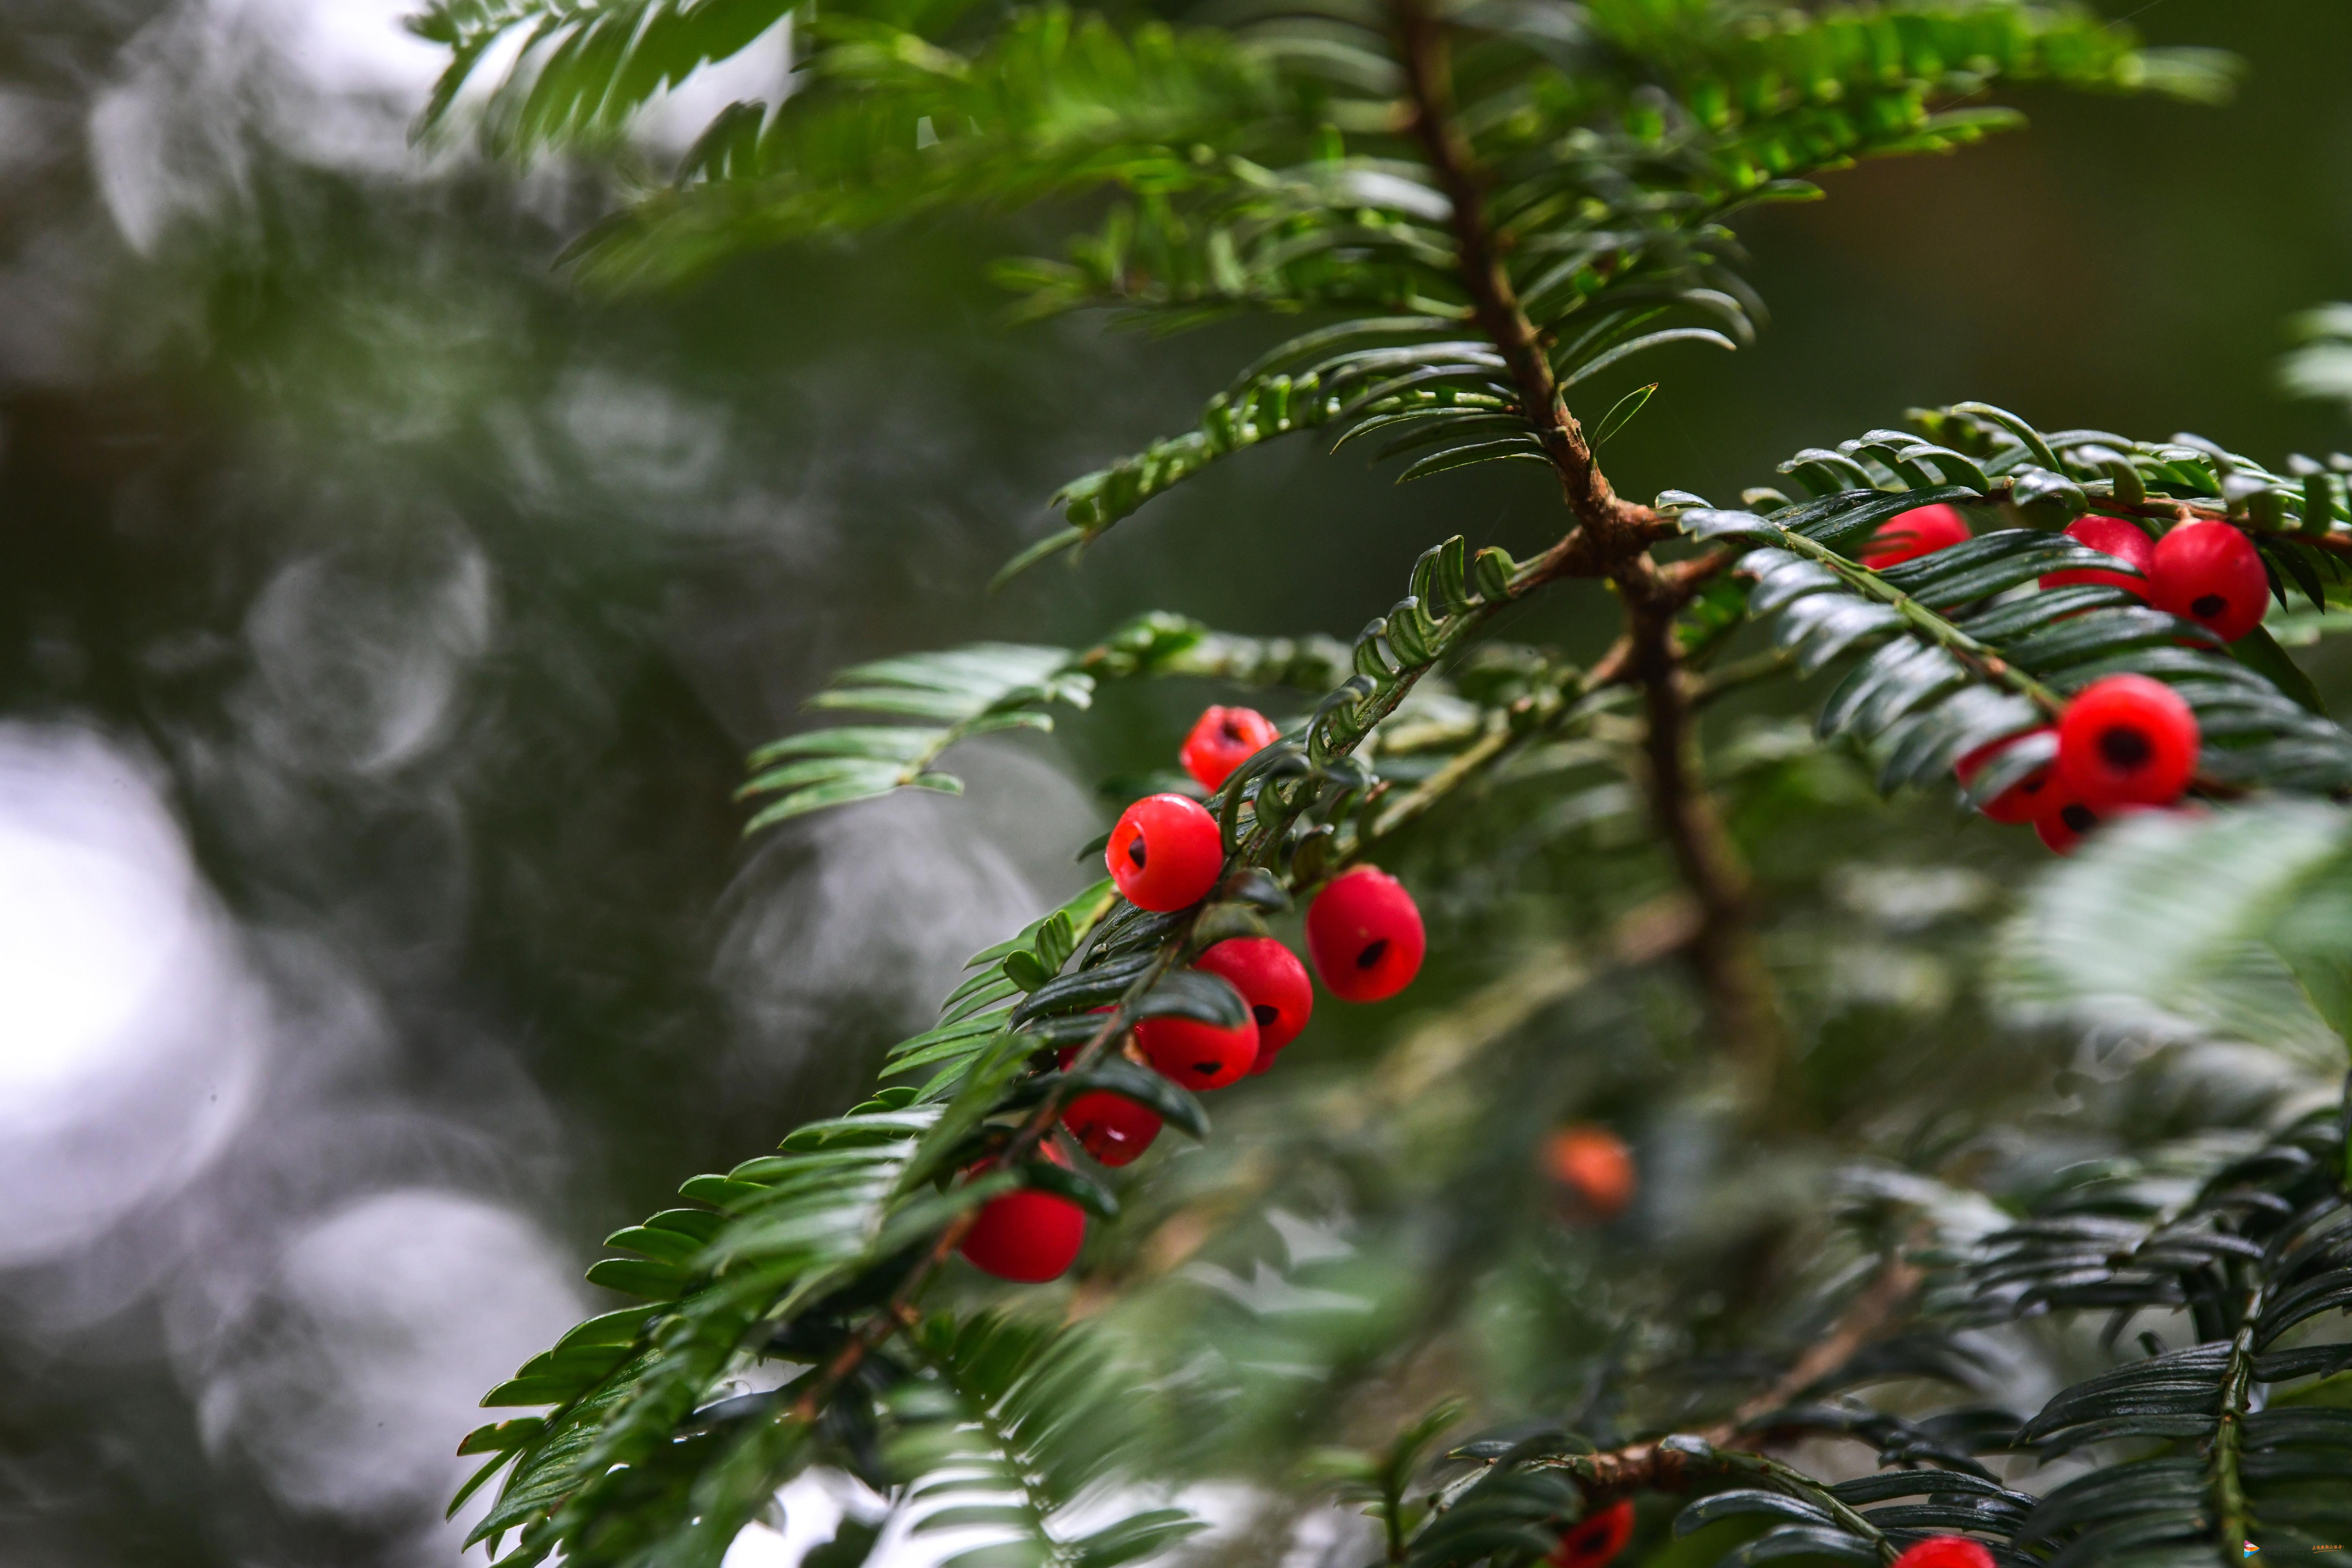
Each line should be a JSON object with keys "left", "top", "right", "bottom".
{"left": 416, "top": 3, "right": 2350, "bottom": 1566}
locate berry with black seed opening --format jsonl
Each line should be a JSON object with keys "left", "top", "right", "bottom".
{"left": 1135, "top": 989, "right": 1258, "bottom": 1092}
{"left": 1889, "top": 1539, "right": 1995, "bottom": 1568}
{"left": 1860, "top": 503, "right": 1971, "bottom": 571}
{"left": 1543, "top": 1125, "right": 1637, "bottom": 1224}
{"left": 2150, "top": 518, "right": 2269, "bottom": 642}
{"left": 1953, "top": 729, "right": 2055, "bottom": 824}
{"left": 1106, "top": 793, "right": 1225, "bottom": 912}
{"left": 2038, "top": 515, "right": 2154, "bottom": 600}
{"left": 1061, "top": 1092, "right": 1161, "bottom": 1167}
{"left": 1195, "top": 936, "right": 1314, "bottom": 1072}
{"left": 2033, "top": 782, "right": 2101, "bottom": 857}
{"left": 958, "top": 1149, "right": 1086, "bottom": 1282}
{"left": 2056, "top": 674, "right": 2199, "bottom": 810}
{"left": 1547, "top": 1500, "right": 1635, "bottom": 1568}
{"left": 1180, "top": 705, "right": 1281, "bottom": 792}
{"left": 1306, "top": 865, "right": 1426, "bottom": 1002}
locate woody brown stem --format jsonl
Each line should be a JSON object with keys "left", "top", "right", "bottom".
{"left": 1569, "top": 1252, "right": 1925, "bottom": 1503}
{"left": 1617, "top": 558, "right": 1786, "bottom": 1087}
{"left": 1389, "top": 0, "right": 1655, "bottom": 561}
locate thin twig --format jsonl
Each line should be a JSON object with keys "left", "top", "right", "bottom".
{"left": 1616, "top": 557, "right": 1786, "bottom": 1086}
{"left": 1388, "top": 0, "right": 1654, "bottom": 561}
{"left": 1566, "top": 1251, "right": 1926, "bottom": 1503}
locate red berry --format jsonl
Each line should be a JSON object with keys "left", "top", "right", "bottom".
{"left": 2056, "top": 675, "right": 2198, "bottom": 810}
{"left": 1860, "top": 503, "right": 1971, "bottom": 571}
{"left": 2150, "top": 519, "right": 2268, "bottom": 642}
{"left": 1061, "top": 1091, "right": 1161, "bottom": 1166}
{"left": 1547, "top": 1500, "right": 1635, "bottom": 1568}
{"left": 1543, "top": 1127, "right": 1637, "bottom": 1223}
{"left": 2033, "top": 784, "right": 2101, "bottom": 857}
{"left": 1890, "top": 1539, "right": 1995, "bottom": 1568}
{"left": 958, "top": 1151, "right": 1086, "bottom": 1282}
{"left": 2039, "top": 515, "right": 2154, "bottom": 599}
{"left": 1107, "top": 793, "right": 1225, "bottom": 912}
{"left": 1306, "top": 865, "right": 1426, "bottom": 1003}
{"left": 1953, "top": 729, "right": 2055, "bottom": 825}
{"left": 1195, "top": 937, "right": 1314, "bottom": 1070}
{"left": 1135, "top": 997, "right": 1258, "bottom": 1092}
{"left": 1179, "top": 706, "right": 1280, "bottom": 792}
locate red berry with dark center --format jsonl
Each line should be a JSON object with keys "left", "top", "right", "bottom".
{"left": 1890, "top": 1538, "right": 1995, "bottom": 1568}
{"left": 1106, "top": 793, "right": 1225, "bottom": 912}
{"left": 1547, "top": 1500, "right": 1635, "bottom": 1568}
{"left": 1195, "top": 937, "right": 1314, "bottom": 1070}
{"left": 2033, "top": 784, "right": 2101, "bottom": 857}
{"left": 2056, "top": 674, "right": 2199, "bottom": 810}
{"left": 1307, "top": 865, "right": 1426, "bottom": 1002}
{"left": 1953, "top": 729, "right": 2055, "bottom": 825}
{"left": 1061, "top": 1091, "right": 1161, "bottom": 1167}
{"left": 1135, "top": 992, "right": 1258, "bottom": 1092}
{"left": 2039, "top": 515, "right": 2154, "bottom": 599}
{"left": 1860, "top": 503, "right": 1971, "bottom": 570}
{"left": 2150, "top": 519, "right": 2269, "bottom": 642}
{"left": 958, "top": 1150, "right": 1086, "bottom": 1282}
{"left": 1179, "top": 705, "right": 1280, "bottom": 792}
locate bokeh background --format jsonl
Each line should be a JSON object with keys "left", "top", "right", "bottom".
{"left": 3, "top": 2, "right": 2351, "bottom": 1565}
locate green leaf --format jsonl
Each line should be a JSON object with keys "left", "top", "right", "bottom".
{"left": 1590, "top": 382, "right": 1657, "bottom": 447}
{"left": 2229, "top": 623, "right": 2328, "bottom": 718}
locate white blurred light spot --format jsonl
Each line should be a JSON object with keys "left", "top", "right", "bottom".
{"left": 722, "top": 1469, "right": 889, "bottom": 1568}
{"left": 199, "top": 1189, "right": 581, "bottom": 1540}
{"left": 0, "top": 820, "right": 187, "bottom": 1098}
{"left": 0, "top": 726, "right": 263, "bottom": 1264}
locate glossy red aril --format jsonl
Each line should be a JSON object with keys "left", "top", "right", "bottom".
{"left": 958, "top": 1151, "right": 1086, "bottom": 1282}
{"left": 1860, "top": 503, "right": 1971, "bottom": 571}
{"left": 1180, "top": 705, "right": 1280, "bottom": 792}
{"left": 2151, "top": 519, "right": 2269, "bottom": 642}
{"left": 1306, "top": 865, "right": 1426, "bottom": 1002}
{"left": 1195, "top": 937, "right": 1314, "bottom": 1071}
{"left": 2039, "top": 515, "right": 2154, "bottom": 600}
{"left": 2056, "top": 675, "right": 2198, "bottom": 809}
{"left": 1890, "top": 1539, "right": 1995, "bottom": 1568}
{"left": 1953, "top": 729, "right": 2055, "bottom": 825}
{"left": 1547, "top": 1500, "right": 1635, "bottom": 1568}
{"left": 1135, "top": 994, "right": 1258, "bottom": 1092}
{"left": 2034, "top": 785, "right": 2101, "bottom": 857}
{"left": 1061, "top": 1092, "right": 1161, "bottom": 1167}
{"left": 1543, "top": 1126, "right": 1637, "bottom": 1223}
{"left": 1107, "top": 793, "right": 1224, "bottom": 912}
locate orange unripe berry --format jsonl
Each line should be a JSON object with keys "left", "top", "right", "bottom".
{"left": 1543, "top": 1126, "right": 1637, "bottom": 1223}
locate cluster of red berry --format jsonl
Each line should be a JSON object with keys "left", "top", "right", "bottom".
{"left": 1866, "top": 504, "right": 2261, "bottom": 854}
{"left": 1544, "top": 1505, "right": 1989, "bottom": 1568}
{"left": 959, "top": 705, "right": 1428, "bottom": 1281}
